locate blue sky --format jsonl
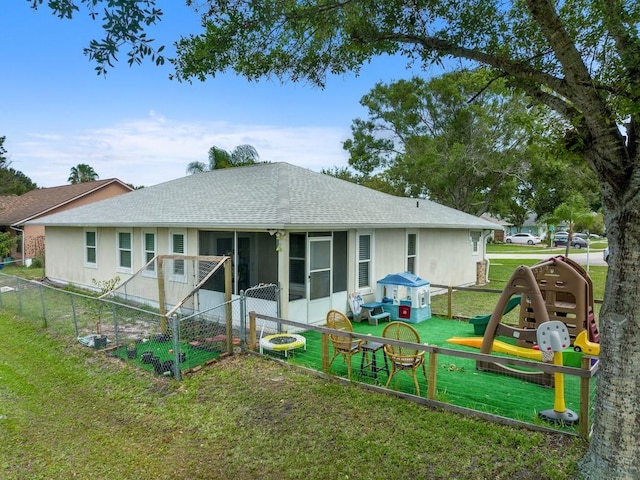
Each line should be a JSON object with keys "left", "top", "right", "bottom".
{"left": 1, "top": 2, "right": 441, "bottom": 188}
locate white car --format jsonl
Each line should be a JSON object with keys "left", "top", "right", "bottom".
{"left": 504, "top": 233, "right": 541, "bottom": 245}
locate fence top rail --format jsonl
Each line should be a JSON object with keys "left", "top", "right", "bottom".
{"left": 22, "top": 277, "right": 167, "bottom": 320}
{"left": 248, "top": 312, "right": 598, "bottom": 378}
{"left": 180, "top": 297, "right": 241, "bottom": 322}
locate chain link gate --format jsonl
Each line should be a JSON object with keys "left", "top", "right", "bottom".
{"left": 241, "top": 283, "right": 280, "bottom": 346}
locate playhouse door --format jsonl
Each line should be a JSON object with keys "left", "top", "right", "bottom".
{"left": 308, "top": 236, "right": 332, "bottom": 322}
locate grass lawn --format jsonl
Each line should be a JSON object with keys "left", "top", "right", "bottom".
{"left": 0, "top": 312, "right": 586, "bottom": 479}
{"left": 431, "top": 258, "right": 608, "bottom": 320}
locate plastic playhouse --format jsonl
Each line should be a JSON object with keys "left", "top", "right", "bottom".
{"left": 464, "top": 255, "right": 599, "bottom": 386}
{"left": 376, "top": 272, "right": 431, "bottom": 323}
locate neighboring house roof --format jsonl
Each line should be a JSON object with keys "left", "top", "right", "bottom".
{"left": 0, "top": 195, "right": 19, "bottom": 214}
{"left": 30, "top": 163, "right": 501, "bottom": 231}
{"left": 522, "top": 213, "right": 540, "bottom": 227}
{"left": 0, "top": 179, "right": 133, "bottom": 226}
{"left": 480, "top": 214, "right": 511, "bottom": 228}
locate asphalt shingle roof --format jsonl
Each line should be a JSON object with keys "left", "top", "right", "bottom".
{"left": 0, "top": 179, "right": 132, "bottom": 226}
{"left": 29, "top": 163, "right": 501, "bottom": 231}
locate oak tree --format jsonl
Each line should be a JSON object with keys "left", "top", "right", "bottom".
{"left": 30, "top": 1, "right": 640, "bottom": 477}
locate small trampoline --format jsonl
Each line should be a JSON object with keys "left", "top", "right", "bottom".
{"left": 259, "top": 333, "right": 307, "bottom": 357}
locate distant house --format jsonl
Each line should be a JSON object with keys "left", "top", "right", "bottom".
{"left": 31, "top": 163, "right": 500, "bottom": 325}
{"left": 0, "top": 179, "right": 133, "bottom": 265}
{"left": 505, "top": 213, "right": 547, "bottom": 239}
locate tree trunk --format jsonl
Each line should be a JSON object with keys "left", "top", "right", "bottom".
{"left": 579, "top": 187, "right": 640, "bottom": 478}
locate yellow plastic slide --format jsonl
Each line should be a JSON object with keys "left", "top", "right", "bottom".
{"left": 447, "top": 336, "right": 543, "bottom": 361}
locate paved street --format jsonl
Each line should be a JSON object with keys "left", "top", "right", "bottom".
{"left": 487, "top": 249, "right": 608, "bottom": 267}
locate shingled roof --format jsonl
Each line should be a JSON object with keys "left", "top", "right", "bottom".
{"left": 0, "top": 179, "right": 133, "bottom": 226}
{"left": 30, "top": 163, "right": 500, "bottom": 231}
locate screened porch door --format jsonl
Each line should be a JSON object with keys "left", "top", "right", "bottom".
{"left": 308, "top": 236, "right": 332, "bottom": 322}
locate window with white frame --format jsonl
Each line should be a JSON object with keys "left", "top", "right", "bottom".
{"left": 85, "top": 230, "right": 97, "bottom": 267}
{"left": 470, "top": 230, "right": 482, "bottom": 255}
{"left": 171, "top": 231, "right": 186, "bottom": 280}
{"left": 117, "top": 230, "right": 132, "bottom": 272}
{"left": 407, "top": 232, "right": 417, "bottom": 274}
{"left": 357, "top": 232, "right": 372, "bottom": 290}
{"left": 143, "top": 231, "right": 156, "bottom": 275}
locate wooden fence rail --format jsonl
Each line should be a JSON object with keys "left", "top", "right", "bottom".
{"left": 248, "top": 311, "right": 598, "bottom": 440}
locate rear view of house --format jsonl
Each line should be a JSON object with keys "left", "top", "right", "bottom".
{"left": 30, "top": 163, "right": 500, "bottom": 324}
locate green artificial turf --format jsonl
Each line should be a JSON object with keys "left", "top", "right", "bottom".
{"left": 280, "top": 316, "right": 596, "bottom": 433}
{"left": 111, "top": 338, "right": 221, "bottom": 374}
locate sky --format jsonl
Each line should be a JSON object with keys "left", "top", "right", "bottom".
{"left": 1, "top": 2, "right": 437, "bottom": 188}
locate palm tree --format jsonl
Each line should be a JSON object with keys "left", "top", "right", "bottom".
{"left": 186, "top": 144, "right": 260, "bottom": 174}
{"left": 68, "top": 164, "right": 99, "bottom": 184}
{"left": 545, "top": 194, "right": 595, "bottom": 257}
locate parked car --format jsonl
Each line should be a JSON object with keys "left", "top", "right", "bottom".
{"left": 552, "top": 232, "right": 589, "bottom": 248}
{"left": 504, "top": 233, "right": 541, "bottom": 245}
{"left": 603, "top": 247, "right": 610, "bottom": 263}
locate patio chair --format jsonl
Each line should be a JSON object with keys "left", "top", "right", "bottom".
{"left": 382, "top": 321, "right": 427, "bottom": 395}
{"left": 326, "top": 309, "right": 364, "bottom": 379}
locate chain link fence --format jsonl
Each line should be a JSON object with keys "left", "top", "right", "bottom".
{"left": 0, "top": 273, "right": 279, "bottom": 380}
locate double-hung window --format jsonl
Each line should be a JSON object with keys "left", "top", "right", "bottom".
{"left": 85, "top": 230, "right": 97, "bottom": 267}
{"left": 357, "top": 232, "right": 372, "bottom": 291}
{"left": 117, "top": 230, "right": 133, "bottom": 272}
{"left": 143, "top": 231, "right": 156, "bottom": 276}
{"left": 170, "top": 231, "right": 186, "bottom": 282}
{"left": 407, "top": 232, "right": 417, "bottom": 274}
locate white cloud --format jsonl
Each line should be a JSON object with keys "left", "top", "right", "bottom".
{"left": 11, "top": 113, "right": 351, "bottom": 187}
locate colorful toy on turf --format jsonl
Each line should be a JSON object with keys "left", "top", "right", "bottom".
{"left": 536, "top": 321, "right": 578, "bottom": 425}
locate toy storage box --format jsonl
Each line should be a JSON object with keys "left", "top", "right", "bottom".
{"left": 376, "top": 272, "right": 431, "bottom": 323}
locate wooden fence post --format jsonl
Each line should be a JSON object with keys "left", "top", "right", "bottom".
{"left": 579, "top": 355, "right": 592, "bottom": 440}
{"left": 321, "top": 333, "right": 329, "bottom": 372}
{"left": 447, "top": 286, "right": 453, "bottom": 319}
{"left": 249, "top": 312, "right": 257, "bottom": 352}
{"left": 427, "top": 351, "right": 437, "bottom": 400}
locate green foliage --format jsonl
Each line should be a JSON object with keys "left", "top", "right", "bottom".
{"left": 342, "top": 71, "right": 559, "bottom": 216}
{"left": 0, "top": 136, "right": 38, "bottom": 194}
{"left": 68, "top": 163, "right": 99, "bottom": 184}
{"left": 29, "top": 255, "right": 44, "bottom": 269}
{"left": 186, "top": 144, "right": 261, "bottom": 174}
{"left": 29, "top": 0, "right": 165, "bottom": 75}
{"left": 0, "top": 232, "right": 18, "bottom": 258}
{"left": 91, "top": 276, "right": 120, "bottom": 295}
{"left": 0, "top": 135, "right": 7, "bottom": 167}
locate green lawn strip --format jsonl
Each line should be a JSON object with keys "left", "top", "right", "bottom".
{"left": 0, "top": 311, "right": 585, "bottom": 479}
{"left": 429, "top": 260, "right": 608, "bottom": 319}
